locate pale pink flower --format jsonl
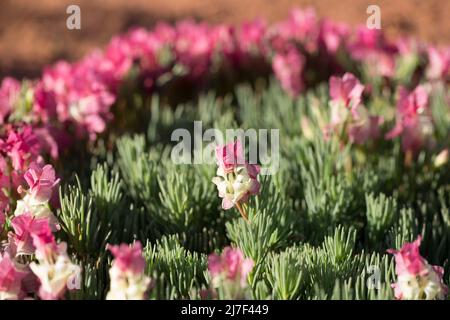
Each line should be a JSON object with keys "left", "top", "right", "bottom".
{"left": 106, "top": 242, "right": 150, "bottom": 300}
{"left": 30, "top": 242, "right": 79, "bottom": 300}
{"left": 386, "top": 85, "right": 434, "bottom": 153}
{"left": 272, "top": 48, "right": 305, "bottom": 97}
{"left": 388, "top": 236, "right": 448, "bottom": 300}
{"left": 212, "top": 140, "right": 260, "bottom": 210}
{"left": 0, "top": 253, "right": 28, "bottom": 300}
{"left": 21, "top": 163, "right": 60, "bottom": 205}
{"left": 208, "top": 247, "right": 253, "bottom": 288}
{"left": 426, "top": 46, "right": 450, "bottom": 81}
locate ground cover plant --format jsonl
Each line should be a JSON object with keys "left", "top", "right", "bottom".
{"left": 0, "top": 8, "right": 449, "bottom": 300}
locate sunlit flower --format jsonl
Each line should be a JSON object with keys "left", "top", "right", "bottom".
{"left": 212, "top": 140, "right": 260, "bottom": 211}
{"left": 29, "top": 242, "right": 79, "bottom": 300}
{"left": 388, "top": 236, "right": 448, "bottom": 300}
{"left": 106, "top": 242, "right": 150, "bottom": 300}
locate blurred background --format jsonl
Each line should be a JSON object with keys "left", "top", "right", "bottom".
{"left": 1, "top": 0, "right": 449, "bottom": 79}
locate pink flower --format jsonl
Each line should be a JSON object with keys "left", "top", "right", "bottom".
{"left": 329, "top": 72, "right": 365, "bottom": 113}
{"left": 426, "top": 46, "right": 450, "bottom": 81}
{"left": 208, "top": 247, "right": 253, "bottom": 288}
{"left": 386, "top": 85, "right": 433, "bottom": 153}
{"left": 348, "top": 26, "right": 397, "bottom": 78}
{"left": 0, "top": 126, "right": 41, "bottom": 171}
{"left": 388, "top": 236, "right": 448, "bottom": 300}
{"left": 21, "top": 163, "right": 60, "bottom": 205}
{"left": 215, "top": 140, "right": 246, "bottom": 174}
{"left": 10, "top": 214, "right": 54, "bottom": 255}
{"left": 30, "top": 242, "right": 79, "bottom": 300}
{"left": 107, "top": 241, "right": 146, "bottom": 275}
{"left": 319, "top": 20, "right": 349, "bottom": 54}
{"left": 237, "top": 19, "right": 267, "bottom": 56}
{"left": 0, "top": 77, "right": 21, "bottom": 124}
{"left": 272, "top": 48, "right": 305, "bottom": 97}
{"left": 0, "top": 253, "right": 28, "bottom": 300}
{"left": 212, "top": 140, "right": 260, "bottom": 210}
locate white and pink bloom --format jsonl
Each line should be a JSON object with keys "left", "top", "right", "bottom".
{"left": 388, "top": 236, "right": 448, "bottom": 300}
{"left": 385, "top": 85, "right": 434, "bottom": 153}
{"left": 29, "top": 237, "right": 79, "bottom": 300}
{"left": 212, "top": 140, "right": 260, "bottom": 212}
{"left": 327, "top": 73, "right": 382, "bottom": 144}
{"left": 15, "top": 163, "right": 60, "bottom": 228}
{"left": 106, "top": 242, "right": 150, "bottom": 300}
{"left": 208, "top": 247, "right": 253, "bottom": 299}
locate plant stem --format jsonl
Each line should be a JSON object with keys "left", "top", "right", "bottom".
{"left": 235, "top": 201, "right": 249, "bottom": 223}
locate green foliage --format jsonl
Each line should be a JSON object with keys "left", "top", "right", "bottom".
{"left": 56, "top": 79, "right": 449, "bottom": 300}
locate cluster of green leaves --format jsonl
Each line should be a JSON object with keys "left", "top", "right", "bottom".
{"left": 56, "top": 77, "right": 449, "bottom": 300}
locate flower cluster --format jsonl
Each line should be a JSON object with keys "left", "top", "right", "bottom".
{"left": 212, "top": 140, "right": 260, "bottom": 218}
{"left": 388, "top": 236, "right": 448, "bottom": 300}
{"left": 0, "top": 7, "right": 447, "bottom": 163}
{"left": 106, "top": 242, "right": 150, "bottom": 300}
{"left": 0, "top": 162, "right": 79, "bottom": 300}
{"left": 208, "top": 247, "right": 253, "bottom": 299}
{"left": 326, "top": 72, "right": 382, "bottom": 145}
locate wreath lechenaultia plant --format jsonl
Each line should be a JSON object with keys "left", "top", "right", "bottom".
{"left": 0, "top": 7, "right": 449, "bottom": 300}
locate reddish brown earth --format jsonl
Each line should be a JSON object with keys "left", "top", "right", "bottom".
{"left": 1, "top": 0, "right": 449, "bottom": 79}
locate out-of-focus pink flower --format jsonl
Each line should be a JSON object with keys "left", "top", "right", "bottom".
{"left": 173, "top": 21, "right": 215, "bottom": 80}
{"left": 388, "top": 236, "right": 448, "bottom": 300}
{"left": 329, "top": 72, "right": 365, "bottom": 113}
{"left": 386, "top": 85, "right": 434, "bottom": 153}
{"left": 106, "top": 241, "right": 150, "bottom": 300}
{"left": 0, "top": 253, "right": 28, "bottom": 300}
{"left": 237, "top": 19, "right": 267, "bottom": 56}
{"left": 21, "top": 163, "right": 60, "bottom": 205}
{"left": 272, "top": 48, "right": 305, "bottom": 97}
{"left": 327, "top": 73, "right": 382, "bottom": 144}
{"left": 30, "top": 242, "right": 79, "bottom": 300}
{"left": 426, "top": 46, "right": 450, "bottom": 81}
{"left": 208, "top": 247, "right": 253, "bottom": 288}
{"left": 212, "top": 140, "right": 260, "bottom": 210}
{"left": 0, "top": 77, "right": 21, "bottom": 124}
{"left": 348, "top": 115, "right": 383, "bottom": 144}
{"left": 348, "top": 26, "right": 397, "bottom": 78}
{"left": 319, "top": 20, "right": 350, "bottom": 54}
{"left": 107, "top": 241, "right": 146, "bottom": 275}
{"left": 272, "top": 8, "right": 319, "bottom": 53}
{"left": 10, "top": 214, "right": 54, "bottom": 255}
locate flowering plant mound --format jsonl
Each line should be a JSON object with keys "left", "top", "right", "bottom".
{"left": 0, "top": 7, "right": 449, "bottom": 300}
